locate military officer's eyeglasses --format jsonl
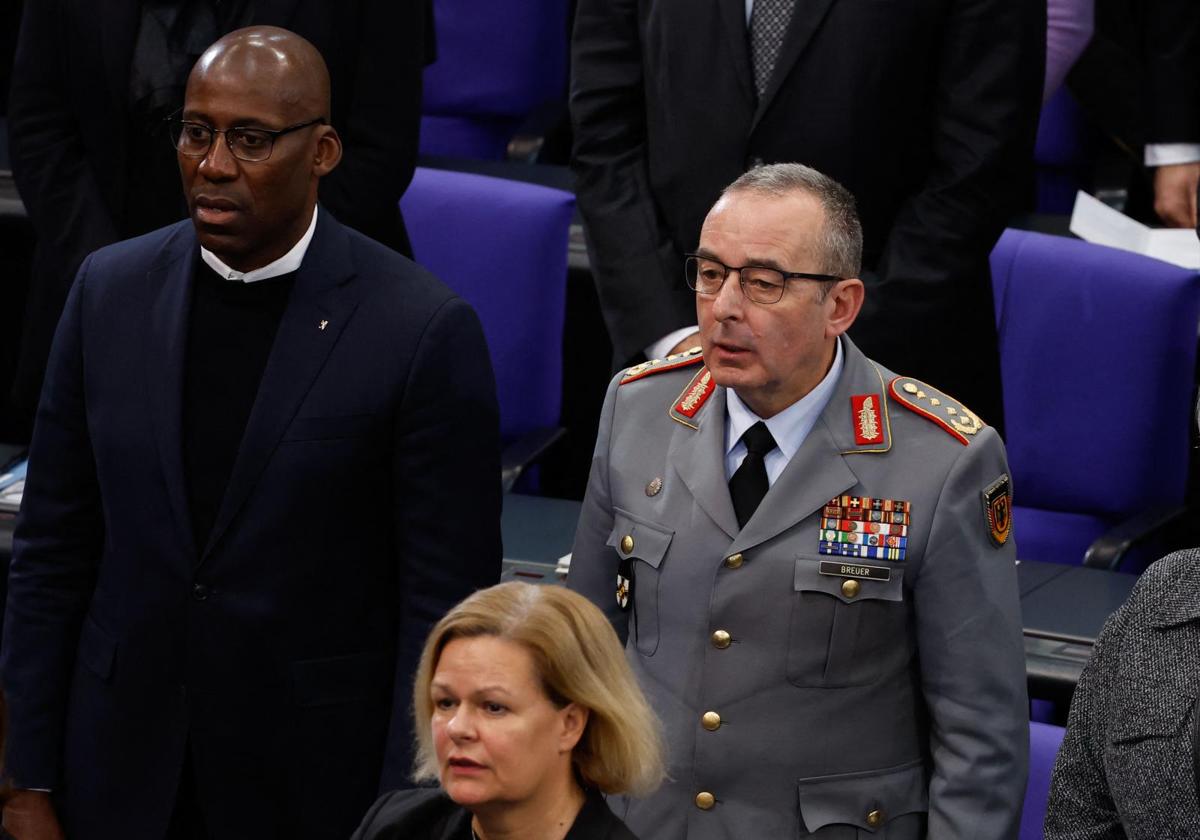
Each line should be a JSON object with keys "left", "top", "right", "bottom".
{"left": 684, "top": 255, "right": 843, "bottom": 305}
{"left": 167, "top": 113, "right": 327, "bottom": 162}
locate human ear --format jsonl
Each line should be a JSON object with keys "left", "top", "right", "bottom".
{"left": 557, "top": 703, "right": 589, "bottom": 754}
{"left": 313, "top": 126, "right": 343, "bottom": 176}
{"left": 825, "top": 278, "right": 864, "bottom": 338}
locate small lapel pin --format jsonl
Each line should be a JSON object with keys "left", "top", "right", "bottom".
{"left": 318, "top": 320, "right": 329, "bottom": 331}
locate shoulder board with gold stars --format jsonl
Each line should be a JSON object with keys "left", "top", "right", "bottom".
{"left": 888, "top": 377, "right": 984, "bottom": 445}
{"left": 620, "top": 346, "right": 704, "bottom": 385}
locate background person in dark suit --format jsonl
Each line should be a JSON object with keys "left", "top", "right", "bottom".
{"left": 0, "top": 28, "right": 501, "bottom": 840}
{"left": 1065, "top": 0, "right": 1200, "bottom": 228}
{"left": 5, "top": 0, "right": 429, "bottom": 435}
{"left": 570, "top": 0, "right": 1045, "bottom": 433}
{"left": 1143, "top": 0, "right": 1200, "bottom": 229}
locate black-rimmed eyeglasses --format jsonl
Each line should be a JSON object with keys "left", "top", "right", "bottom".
{"left": 166, "top": 113, "right": 327, "bottom": 162}
{"left": 684, "top": 254, "right": 842, "bottom": 305}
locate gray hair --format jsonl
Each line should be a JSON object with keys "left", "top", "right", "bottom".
{"left": 722, "top": 163, "right": 863, "bottom": 282}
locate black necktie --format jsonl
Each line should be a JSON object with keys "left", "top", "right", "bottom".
{"left": 729, "top": 421, "right": 778, "bottom": 529}
{"left": 749, "top": 0, "right": 797, "bottom": 98}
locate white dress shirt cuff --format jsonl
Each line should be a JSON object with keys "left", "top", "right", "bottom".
{"left": 1145, "top": 143, "right": 1200, "bottom": 167}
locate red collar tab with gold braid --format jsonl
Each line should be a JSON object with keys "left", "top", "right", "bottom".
{"left": 887, "top": 376, "right": 984, "bottom": 445}
{"left": 674, "top": 367, "right": 714, "bottom": 418}
{"left": 851, "top": 394, "right": 884, "bottom": 445}
{"left": 668, "top": 366, "right": 715, "bottom": 428}
{"left": 620, "top": 347, "right": 704, "bottom": 385}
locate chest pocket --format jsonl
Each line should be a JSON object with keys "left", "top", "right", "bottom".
{"left": 607, "top": 509, "right": 674, "bottom": 657}
{"left": 1105, "top": 685, "right": 1199, "bottom": 819}
{"left": 787, "top": 555, "right": 906, "bottom": 688}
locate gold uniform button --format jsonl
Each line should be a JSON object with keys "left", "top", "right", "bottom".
{"left": 841, "top": 579, "right": 861, "bottom": 599}
{"left": 866, "top": 809, "right": 883, "bottom": 828}
{"left": 711, "top": 629, "right": 731, "bottom": 649}
{"left": 695, "top": 791, "right": 716, "bottom": 810}
{"left": 701, "top": 711, "right": 721, "bottom": 731}
{"left": 620, "top": 535, "right": 634, "bottom": 554}
{"left": 724, "top": 553, "right": 744, "bottom": 569}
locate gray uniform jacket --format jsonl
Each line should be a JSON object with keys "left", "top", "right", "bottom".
{"left": 569, "top": 337, "right": 1028, "bottom": 839}
{"left": 1044, "top": 549, "right": 1200, "bottom": 839}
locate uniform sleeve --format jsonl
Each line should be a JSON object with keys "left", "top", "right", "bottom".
{"left": 569, "top": 0, "right": 697, "bottom": 363}
{"left": 1, "top": 257, "right": 105, "bottom": 789}
{"left": 912, "top": 427, "right": 1029, "bottom": 838}
{"left": 1042, "top": 598, "right": 1129, "bottom": 839}
{"left": 381, "top": 296, "right": 502, "bottom": 788}
{"left": 567, "top": 373, "right": 626, "bottom": 639}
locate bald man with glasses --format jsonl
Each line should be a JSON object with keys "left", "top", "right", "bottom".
{"left": 569, "top": 163, "right": 1027, "bottom": 840}
{"left": 1, "top": 27, "right": 500, "bottom": 840}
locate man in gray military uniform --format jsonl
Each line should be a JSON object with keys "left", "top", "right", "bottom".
{"left": 569, "top": 163, "right": 1027, "bottom": 838}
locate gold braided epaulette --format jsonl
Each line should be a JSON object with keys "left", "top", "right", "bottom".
{"left": 620, "top": 346, "right": 704, "bottom": 385}
{"left": 888, "top": 376, "right": 984, "bottom": 445}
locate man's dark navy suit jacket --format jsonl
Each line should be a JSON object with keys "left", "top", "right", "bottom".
{"left": 1, "top": 211, "right": 502, "bottom": 839}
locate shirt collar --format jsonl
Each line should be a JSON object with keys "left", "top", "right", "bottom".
{"left": 724, "top": 336, "right": 845, "bottom": 459}
{"left": 200, "top": 205, "right": 319, "bottom": 283}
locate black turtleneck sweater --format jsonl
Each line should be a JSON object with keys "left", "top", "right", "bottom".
{"left": 183, "top": 257, "right": 295, "bottom": 551}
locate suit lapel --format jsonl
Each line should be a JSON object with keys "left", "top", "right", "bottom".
{"left": 716, "top": 0, "right": 757, "bottom": 107}
{"left": 671, "top": 387, "right": 741, "bottom": 540}
{"left": 749, "top": 0, "right": 838, "bottom": 131}
{"left": 201, "top": 212, "right": 360, "bottom": 560}
{"left": 144, "top": 224, "right": 200, "bottom": 555}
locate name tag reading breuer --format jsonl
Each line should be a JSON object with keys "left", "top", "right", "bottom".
{"left": 818, "top": 561, "right": 891, "bottom": 581}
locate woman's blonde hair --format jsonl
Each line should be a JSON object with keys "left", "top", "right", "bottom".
{"left": 411, "top": 582, "right": 665, "bottom": 796}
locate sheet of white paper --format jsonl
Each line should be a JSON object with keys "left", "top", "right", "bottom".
{"left": 1069, "top": 191, "right": 1200, "bottom": 269}
{"left": 1069, "top": 191, "right": 1149, "bottom": 252}
{"left": 1146, "top": 229, "right": 1200, "bottom": 269}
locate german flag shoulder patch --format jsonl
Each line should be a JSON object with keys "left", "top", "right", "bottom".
{"left": 887, "top": 376, "right": 985, "bottom": 445}
{"left": 620, "top": 346, "right": 704, "bottom": 385}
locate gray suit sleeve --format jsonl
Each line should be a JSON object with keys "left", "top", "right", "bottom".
{"left": 569, "top": 0, "right": 698, "bottom": 363}
{"left": 913, "top": 427, "right": 1029, "bottom": 837}
{"left": 567, "top": 373, "right": 626, "bottom": 638}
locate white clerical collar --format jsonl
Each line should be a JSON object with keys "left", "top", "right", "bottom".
{"left": 725, "top": 336, "right": 845, "bottom": 462}
{"left": 200, "top": 205, "right": 319, "bottom": 283}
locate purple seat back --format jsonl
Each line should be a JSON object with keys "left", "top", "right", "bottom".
{"left": 400, "top": 167, "right": 575, "bottom": 440}
{"left": 990, "top": 229, "right": 1200, "bottom": 563}
{"left": 1021, "top": 721, "right": 1066, "bottom": 839}
{"left": 421, "top": 0, "right": 569, "bottom": 158}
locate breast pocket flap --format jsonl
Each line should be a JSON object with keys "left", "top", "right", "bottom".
{"left": 1109, "top": 688, "right": 1194, "bottom": 744}
{"left": 606, "top": 508, "right": 673, "bottom": 569}
{"left": 798, "top": 759, "right": 928, "bottom": 833}
{"left": 794, "top": 555, "right": 904, "bottom": 605}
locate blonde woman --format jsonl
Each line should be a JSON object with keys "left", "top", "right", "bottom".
{"left": 352, "top": 582, "right": 665, "bottom": 840}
